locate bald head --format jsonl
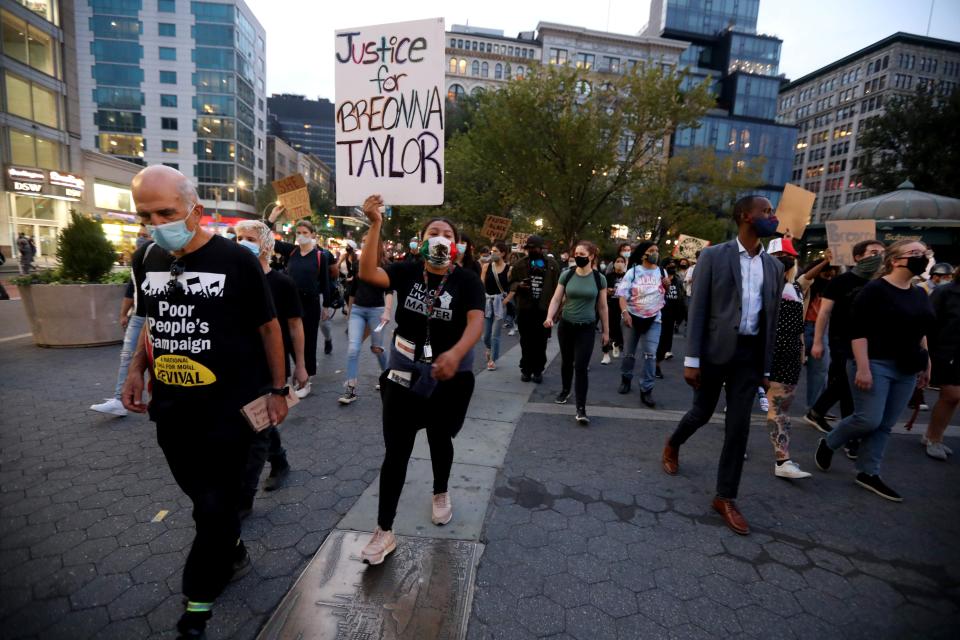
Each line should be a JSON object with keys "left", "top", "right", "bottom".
{"left": 132, "top": 164, "right": 204, "bottom": 238}
{"left": 132, "top": 165, "right": 197, "bottom": 210}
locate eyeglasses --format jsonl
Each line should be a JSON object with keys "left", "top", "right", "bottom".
{"left": 166, "top": 260, "right": 185, "bottom": 296}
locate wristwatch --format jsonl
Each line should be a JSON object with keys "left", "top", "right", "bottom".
{"left": 268, "top": 386, "right": 290, "bottom": 397}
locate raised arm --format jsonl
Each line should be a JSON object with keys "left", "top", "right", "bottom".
{"left": 357, "top": 195, "right": 391, "bottom": 289}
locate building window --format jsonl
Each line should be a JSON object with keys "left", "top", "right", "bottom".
{"left": 158, "top": 0, "right": 175, "bottom": 12}
{"left": 162, "top": 140, "right": 178, "bottom": 153}
{"left": 447, "top": 83, "right": 465, "bottom": 102}
{"left": 160, "top": 70, "right": 177, "bottom": 84}
{"left": 94, "top": 182, "right": 133, "bottom": 212}
{"left": 163, "top": 162, "right": 179, "bottom": 169}
{"left": 12, "top": 0, "right": 58, "bottom": 25}
{"left": 449, "top": 58, "right": 457, "bottom": 74}
{"left": 161, "top": 117, "right": 178, "bottom": 130}
{"left": 1, "top": 10, "right": 58, "bottom": 77}
{"left": 159, "top": 23, "right": 175, "bottom": 36}
{"left": 471, "top": 60, "right": 479, "bottom": 76}
{"left": 471, "top": 41, "right": 477, "bottom": 51}
{"left": 8, "top": 129, "right": 60, "bottom": 168}
{"left": 486, "top": 43, "right": 491, "bottom": 53}
{"left": 458, "top": 59, "right": 466, "bottom": 74}
{"left": 99, "top": 133, "right": 145, "bottom": 158}
{"left": 4, "top": 72, "right": 58, "bottom": 128}
{"left": 481, "top": 61, "right": 489, "bottom": 78}
{"left": 504, "top": 63, "right": 512, "bottom": 80}
{"left": 495, "top": 63, "right": 502, "bottom": 79}
{"left": 575, "top": 53, "right": 594, "bottom": 70}
{"left": 159, "top": 46, "right": 176, "bottom": 60}
{"left": 457, "top": 39, "right": 463, "bottom": 48}
{"left": 160, "top": 93, "right": 177, "bottom": 107}
{"left": 549, "top": 48, "right": 568, "bottom": 65}
{"left": 516, "top": 65, "right": 524, "bottom": 79}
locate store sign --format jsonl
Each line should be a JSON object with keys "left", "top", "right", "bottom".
{"left": 49, "top": 171, "right": 86, "bottom": 199}
{"left": 4, "top": 166, "right": 85, "bottom": 201}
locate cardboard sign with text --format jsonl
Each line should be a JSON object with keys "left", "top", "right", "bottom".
{"left": 672, "top": 234, "right": 711, "bottom": 260}
{"left": 512, "top": 232, "right": 531, "bottom": 247}
{"left": 776, "top": 183, "right": 816, "bottom": 239}
{"left": 272, "top": 174, "right": 311, "bottom": 220}
{"left": 481, "top": 215, "right": 511, "bottom": 240}
{"left": 826, "top": 220, "right": 877, "bottom": 266}
{"left": 334, "top": 18, "right": 445, "bottom": 206}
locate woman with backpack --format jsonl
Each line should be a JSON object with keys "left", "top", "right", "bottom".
{"left": 544, "top": 240, "right": 610, "bottom": 425}
{"left": 616, "top": 242, "right": 668, "bottom": 408}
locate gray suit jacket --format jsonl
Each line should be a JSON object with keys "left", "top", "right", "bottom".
{"left": 686, "top": 239, "right": 784, "bottom": 373}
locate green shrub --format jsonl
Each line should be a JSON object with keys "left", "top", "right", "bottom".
{"left": 57, "top": 211, "right": 116, "bottom": 282}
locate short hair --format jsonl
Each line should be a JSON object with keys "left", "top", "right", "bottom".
{"left": 732, "top": 195, "right": 765, "bottom": 222}
{"left": 296, "top": 219, "right": 316, "bottom": 233}
{"left": 235, "top": 220, "right": 273, "bottom": 255}
{"left": 493, "top": 241, "right": 508, "bottom": 254}
{"left": 178, "top": 179, "right": 198, "bottom": 208}
{"left": 852, "top": 239, "right": 883, "bottom": 259}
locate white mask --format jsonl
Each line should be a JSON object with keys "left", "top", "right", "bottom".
{"left": 295, "top": 235, "right": 315, "bottom": 247}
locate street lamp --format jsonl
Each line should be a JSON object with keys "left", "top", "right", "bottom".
{"left": 534, "top": 218, "right": 544, "bottom": 228}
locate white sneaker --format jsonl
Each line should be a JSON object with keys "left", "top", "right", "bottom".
{"left": 507, "top": 327, "right": 516, "bottom": 336}
{"left": 294, "top": 381, "right": 312, "bottom": 399}
{"left": 664, "top": 351, "right": 673, "bottom": 360}
{"left": 926, "top": 442, "right": 949, "bottom": 461}
{"left": 921, "top": 435, "right": 953, "bottom": 455}
{"left": 601, "top": 353, "right": 611, "bottom": 365}
{"left": 919, "top": 403, "right": 929, "bottom": 411}
{"left": 775, "top": 460, "right": 812, "bottom": 479}
{"left": 360, "top": 527, "right": 397, "bottom": 565}
{"left": 759, "top": 396, "right": 769, "bottom": 412}
{"left": 432, "top": 492, "right": 453, "bottom": 525}
{"left": 612, "top": 345, "right": 620, "bottom": 358}
{"left": 90, "top": 398, "right": 127, "bottom": 417}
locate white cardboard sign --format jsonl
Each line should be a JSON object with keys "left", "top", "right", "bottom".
{"left": 334, "top": 18, "right": 446, "bottom": 206}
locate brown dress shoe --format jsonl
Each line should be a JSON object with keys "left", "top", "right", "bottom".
{"left": 662, "top": 441, "right": 679, "bottom": 475}
{"left": 712, "top": 497, "right": 750, "bottom": 535}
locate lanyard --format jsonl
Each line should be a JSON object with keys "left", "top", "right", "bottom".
{"left": 421, "top": 264, "right": 453, "bottom": 362}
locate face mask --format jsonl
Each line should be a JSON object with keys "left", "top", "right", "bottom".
{"left": 148, "top": 214, "right": 196, "bottom": 253}
{"left": 135, "top": 236, "right": 150, "bottom": 250}
{"left": 528, "top": 248, "right": 542, "bottom": 259}
{"left": 296, "top": 235, "right": 315, "bottom": 247}
{"left": 752, "top": 216, "right": 779, "bottom": 238}
{"left": 480, "top": 255, "right": 492, "bottom": 263}
{"left": 491, "top": 254, "right": 502, "bottom": 263}
{"left": 574, "top": 256, "right": 590, "bottom": 268}
{"left": 420, "top": 236, "right": 457, "bottom": 267}
{"left": 903, "top": 256, "right": 927, "bottom": 276}
{"left": 621, "top": 251, "right": 631, "bottom": 258}
{"left": 666, "top": 267, "right": 677, "bottom": 275}
{"left": 238, "top": 239, "right": 260, "bottom": 256}
{"left": 456, "top": 242, "right": 467, "bottom": 255}
{"left": 614, "top": 262, "right": 625, "bottom": 273}
{"left": 645, "top": 252, "right": 659, "bottom": 264}
{"left": 224, "top": 232, "right": 236, "bottom": 240}
{"left": 409, "top": 241, "right": 419, "bottom": 250}
{"left": 852, "top": 253, "right": 883, "bottom": 277}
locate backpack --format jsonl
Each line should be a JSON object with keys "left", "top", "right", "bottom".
{"left": 560, "top": 268, "right": 605, "bottom": 321}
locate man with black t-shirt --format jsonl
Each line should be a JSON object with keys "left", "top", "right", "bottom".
{"left": 805, "top": 240, "right": 885, "bottom": 437}
{"left": 121, "top": 166, "right": 289, "bottom": 640}
{"left": 508, "top": 235, "right": 561, "bottom": 382}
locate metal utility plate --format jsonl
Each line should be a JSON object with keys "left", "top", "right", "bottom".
{"left": 258, "top": 529, "right": 483, "bottom": 640}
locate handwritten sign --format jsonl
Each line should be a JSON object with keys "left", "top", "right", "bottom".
{"left": 672, "top": 234, "right": 711, "bottom": 260}
{"left": 272, "top": 174, "right": 311, "bottom": 220}
{"left": 512, "top": 232, "right": 531, "bottom": 247}
{"left": 826, "top": 220, "right": 876, "bottom": 266}
{"left": 481, "top": 215, "right": 511, "bottom": 240}
{"left": 240, "top": 390, "right": 300, "bottom": 432}
{"left": 776, "top": 184, "right": 816, "bottom": 239}
{"left": 334, "top": 18, "right": 445, "bottom": 206}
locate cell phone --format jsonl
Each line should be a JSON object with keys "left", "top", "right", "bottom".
{"left": 374, "top": 319, "right": 389, "bottom": 333}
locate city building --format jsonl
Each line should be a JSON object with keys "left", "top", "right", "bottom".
{"left": 73, "top": 0, "right": 268, "bottom": 220}
{"left": 645, "top": 0, "right": 797, "bottom": 204}
{"left": 777, "top": 32, "right": 960, "bottom": 222}
{"left": 266, "top": 134, "right": 331, "bottom": 193}
{"left": 267, "top": 94, "right": 336, "bottom": 172}
{"left": 445, "top": 25, "right": 541, "bottom": 99}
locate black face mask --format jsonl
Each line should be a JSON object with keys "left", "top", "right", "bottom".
{"left": 903, "top": 256, "right": 927, "bottom": 276}
{"left": 666, "top": 267, "right": 677, "bottom": 275}
{"left": 574, "top": 256, "right": 590, "bottom": 268}
{"left": 527, "top": 248, "right": 542, "bottom": 259}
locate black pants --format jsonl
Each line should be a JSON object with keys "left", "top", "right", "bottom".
{"left": 668, "top": 336, "right": 762, "bottom": 499}
{"left": 376, "top": 369, "right": 475, "bottom": 531}
{"left": 299, "top": 290, "right": 321, "bottom": 376}
{"left": 657, "top": 305, "right": 681, "bottom": 361}
{"left": 558, "top": 320, "right": 596, "bottom": 409}
{"left": 607, "top": 298, "right": 623, "bottom": 348}
{"left": 517, "top": 307, "right": 549, "bottom": 375}
{"left": 157, "top": 417, "right": 251, "bottom": 603}
{"left": 812, "top": 348, "right": 854, "bottom": 418}
{"left": 242, "top": 427, "right": 287, "bottom": 501}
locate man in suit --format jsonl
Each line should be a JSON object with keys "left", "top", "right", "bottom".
{"left": 661, "top": 195, "right": 784, "bottom": 535}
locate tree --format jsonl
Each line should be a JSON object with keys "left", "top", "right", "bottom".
{"left": 443, "top": 64, "right": 715, "bottom": 249}
{"left": 859, "top": 87, "right": 960, "bottom": 198}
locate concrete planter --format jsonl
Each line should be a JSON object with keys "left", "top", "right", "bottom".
{"left": 20, "top": 283, "right": 125, "bottom": 347}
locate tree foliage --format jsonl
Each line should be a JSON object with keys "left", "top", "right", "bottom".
{"left": 57, "top": 211, "right": 116, "bottom": 282}
{"left": 859, "top": 87, "right": 960, "bottom": 198}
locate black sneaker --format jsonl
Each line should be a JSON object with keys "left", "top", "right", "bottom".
{"left": 575, "top": 407, "right": 589, "bottom": 426}
{"left": 618, "top": 377, "right": 631, "bottom": 394}
{"left": 176, "top": 610, "right": 211, "bottom": 640}
{"left": 640, "top": 390, "right": 656, "bottom": 408}
{"left": 804, "top": 410, "right": 833, "bottom": 434}
{"left": 263, "top": 461, "right": 290, "bottom": 491}
{"left": 655, "top": 367, "right": 664, "bottom": 379}
{"left": 532, "top": 373, "right": 543, "bottom": 384}
{"left": 844, "top": 441, "right": 859, "bottom": 460}
{"left": 231, "top": 541, "right": 252, "bottom": 581}
{"left": 338, "top": 386, "right": 358, "bottom": 405}
{"left": 855, "top": 473, "right": 903, "bottom": 502}
{"left": 324, "top": 339, "right": 333, "bottom": 355}
{"left": 815, "top": 438, "right": 833, "bottom": 471}
{"left": 555, "top": 390, "right": 570, "bottom": 404}
{"left": 521, "top": 372, "right": 532, "bottom": 382}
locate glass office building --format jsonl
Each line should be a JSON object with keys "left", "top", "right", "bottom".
{"left": 75, "top": 0, "right": 267, "bottom": 217}
{"left": 267, "top": 94, "right": 336, "bottom": 172}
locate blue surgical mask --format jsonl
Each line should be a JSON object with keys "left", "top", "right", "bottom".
{"left": 224, "top": 232, "right": 236, "bottom": 240}
{"left": 456, "top": 242, "right": 467, "bottom": 255}
{"left": 409, "top": 241, "right": 419, "bottom": 250}
{"left": 148, "top": 215, "right": 196, "bottom": 252}
{"left": 238, "top": 239, "right": 260, "bottom": 256}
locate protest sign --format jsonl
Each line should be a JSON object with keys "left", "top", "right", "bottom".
{"left": 334, "top": 18, "right": 445, "bottom": 206}
{"left": 481, "top": 215, "right": 511, "bottom": 240}
{"left": 512, "top": 232, "right": 531, "bottom": 247}
{"left": 826, "top": 220, "right": 876, "bottom": 266}
{"left": 776, "top": 183, "right": 816, "bottom": 239}
{"left": 272, "top": 174, "right": 311, "bottom": 220}
{"left": 672, "top": 234, "right": 711, "bottom": 260}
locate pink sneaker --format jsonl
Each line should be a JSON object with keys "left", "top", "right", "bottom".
{"left": 432, "top": 492, "right": 453, "bottom": 525}
{"left": 360, "top": 527, "right": 396, "bottom": 565}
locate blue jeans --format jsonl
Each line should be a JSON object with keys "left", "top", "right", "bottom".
{"left": 826, "top": 360, "right": 916, "bottom": 476}
{"left": 346, "top": 305, "right": 387, "bottom": 384}
{"left": 483, "top": 315, "right": 503, "bottom": 362}
{"left": 804, "top": 320, "right": 830, "bottom": 409}
{"left": 114, "top": 315, "right": 145, "bottom": 399}
{"left": 620, "top": 316, "right": 661, "bottom": 392}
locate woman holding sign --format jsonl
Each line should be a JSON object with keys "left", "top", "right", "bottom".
{"left": 357, "top": 194, "right": 484, "bottom": 565}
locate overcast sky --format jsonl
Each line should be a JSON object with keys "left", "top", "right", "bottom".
{"left": 245, "top": 0, "right": 960, "bottom": 100}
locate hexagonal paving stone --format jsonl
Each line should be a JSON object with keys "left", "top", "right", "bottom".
{"left": 565, "top": 604, "right": 617, "bottom": 640}
{"left": 69, "top": 574, "right": 133, "bottom": 609}
{"left": 588, "top": 580, "right": 639, "bottom": 618}
{"left": 515, "top": 595, "right": 565, "bottom": 636}
{"left": 567, "top": 553, "right": 611, "bottom": 584}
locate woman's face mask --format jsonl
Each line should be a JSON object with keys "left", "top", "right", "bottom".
{"left": 456, "top": 242, "right": 467, "bottom": 255}
{"left": 296, "top": 233, "right": 315, "bottom": 246}
{"left": 238, "top": 239, "right": 261, "bottom": 256}
{"left": 420, "top": 236, "right": 457, "bottom": 267}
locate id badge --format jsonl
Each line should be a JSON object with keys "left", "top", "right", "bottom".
{"left": 387, "top": 369, "right": 412, "bottom": 388}
{"left": 423, "top": 343, "right": 433, "bottom": 361}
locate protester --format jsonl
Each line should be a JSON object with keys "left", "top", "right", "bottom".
{"left": 815, "top": 240, "right": 935, "bottom": 502}
{"left": 617, "top": 242, "right": 668, "bottom": 408}
{"left": 266, "top": 208, "right": 338, "bottom": 393}
{"left": 766, "top": 255, "right": 812, "bottom": 479}
{"left": 236, "top": 220, "right": 307, "bottom": 512}
{"left": 356, "top": 195, "right": 484, "bottom": 565}
{"left": 797, "top": 251, "right": 836, "bottom": 410}
{"left": 90, "top": 225, "right": 154, "bottom": 417}
{"left": 544, "top": 241, "right": 609, "bottom": 425}
{"left": 602, "top": 255, "right": 628, "bottom": 364}
{"left": 224, "top": 226, "right": 237, "bottom": 241}
{"left": 805, "top": 240, "right": 886, "bottom": 447}
{"left": 480, "top": 242, "right": 511, "bottom": 371}
{"left": 121, "top": 166, "right": 289, "bottom": 638}
{"left": 920, "top": 262, "right": 954, "bottom": 294}
{"left": 923, "top": 265, "right": 958, "bottom": 460}
{"left": 17, "top": 232, "right": 34, "bottom": 275}
{"left": 656, "top": 257, "right": 687, "bottom": 375}
{"left": 404, "top": 236, "right": 423, "bottom": 263}
{"left": 509, "top": 235, "right": 561, "bottom": 383}
{"left": 662, "top": 195, "right": 783, "bottom": 535}
{"left": 339, "top": 239, "right": 360, "bottom": 312}
{"left": 458, "top": 233, "right": 481, "bottom": 275}
{"left": 339, "top": 234, "right": 393, "bottom": 404}
{"left": 606, "top": 242, "right": 633, "bottom": 275}
{"left": 682, "top": 249, "right": 700, "bottom": 297}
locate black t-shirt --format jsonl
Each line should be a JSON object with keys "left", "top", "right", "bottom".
{"left": 384, "top": 261, "right": 484, "bottom": 361}
{"left": 664, "top": 274, "right": 684, "bottom": 304}
{"left": 133, "top": 235, "right": 276, "bottom": 422}
{"left": 484, "top": 264, "right": 509, "bottom": 295}
{"left": 353, "top": 277, "right": 388, "bottom": 308}
{"left": 605, "top": 271, "right": 625, "bottom": 299}
{"left": 274, "top": 240, "right": 333, "bottom": 301}
{"left": 850, "top": 278, "right": 935, "bottom": 362}
{"left": 266, "top": 269, "right": 303, "bottom": 364}
{"left": 822, "top": 271, "right": 870, "bottom": 353}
